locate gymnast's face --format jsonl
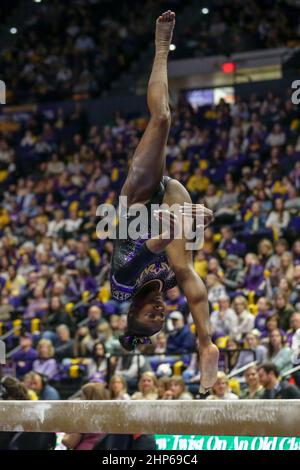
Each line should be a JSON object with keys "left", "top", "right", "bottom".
{"left": 137, "top": 295, "right": 166, "bottom": 335}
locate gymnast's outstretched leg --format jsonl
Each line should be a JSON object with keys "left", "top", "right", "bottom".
{"left": 121, "top": 10, "right": 175, "bottom": 205}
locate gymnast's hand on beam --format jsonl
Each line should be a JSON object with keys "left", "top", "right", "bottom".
{"left": 146, "top": 209, "right": 180, "bottom": 254}
{"left": 179, "top": 203, "right": 214, "bottom": 229}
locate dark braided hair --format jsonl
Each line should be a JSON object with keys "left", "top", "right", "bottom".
{"left": 119, "top": 334, "right": 152, "bottom": 351}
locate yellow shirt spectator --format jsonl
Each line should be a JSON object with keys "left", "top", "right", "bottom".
{"left": 187, "top": 169, "right": 209, "bottom": 193}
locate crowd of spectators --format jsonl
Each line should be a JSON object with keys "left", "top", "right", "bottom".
{"left": 176, "top": 0, "right": 300, "bottom": 59}
{"left": 1, "top": 0, "right": 183, "bottom": 104}
{"left": 1, "top": 84, "right": 300, "bottom": 404}
{"left": 1, "top": 0, "right": 300, "bottom": 104}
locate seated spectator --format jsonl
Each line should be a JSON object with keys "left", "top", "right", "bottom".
{"left": 62, "top": 382, "right": 109, "bottom": 451}
{"left": 153, "top": 332, "right": 167, "bottom": 355}
{"left": 244, "top": 201, "right": 267, "bottom": 233}
{"left": 73, "top": 326, "right": 95, "bottom": 357}
{"left": 166, "top": 311, "right": 195, "bottom": 355}
{"left": 266, "top": 198, "right": 290, "bottom": 236}
{"left": 73, "top": 268, "right": 97, "bottom": 297}
{"left": 215, "top": 180, "right": 239, "bottom": 218}
{"left": 254, "top": 297, "right": 273, "bottom": 332}
{"left": 54, "top": 325, "right": 74, "bottom": 361}
{"left": 0, "top": 291, "right": 13, "bottom": 321}
{"left": 208, "top": 257, "right": 224, "bottom": 280}
{"left": 96, "top": 322, "right": 120, "bottom": 354}
{"left": 47, "top": 153, "right": 66, "bottom": 176}
{"left": 230, "top": 330, "right": 267, "bottom": 373}
{"left": 114, "top": 349, "right": 151, "bottom": 391}
{"left": 266, "top": 329, "right": 293, "bottom": 375}
{"left": 231, "top": 295, "right": 254, "bottom": 342}
{"left": 64, "top": 209, "right": 83, "bottom": 237}
{"left": 292, "top": 240, "right": 300, "bottom": 263}
{"left": 206, "top": 372, "right": 239, "bottom": 400}
{"left": 266, "top": 124, "right": 286, "bottom": 147}
{"left": 203, "top": 184, "right": 220, "bottom": 211}
{"left": 203, "top": 228, "right": 216, "bottom": 256}
{"left": 277, "top": 277, "right": 293, "bottom": 303}
{"left": 131, "top": 372, "right": 158, "bottom": 400}
{"left": 285, "top": 185, "right": 300, "bottom": 210}
{"left": 287, "top": 312, "right": 300, "bottom": 346}
{"left": 109, "top": 375, "right": 131, "bottom": 401}
{"left": 44, "top": 296, "right": 75, "bottom": 336}
{"left": 11, "top": 333, "right": 38, "bottom": 379}
{"left": 17, "top": 253, "right": 35, "bottom": 278}
{"left": 290, "top": 265, "right": 300, "bottom": 308}
{"left": 168, "top": 376, "right": 194, "bottom": 400}
{"left": 274, "top": 291, "right": 295, "bottom": 331}
{"left": 32, "top": 339, "right": 58, "bottom": 380}
{"left": 165, "top": 286, "right": 188, "bottom": 317}
{"left": 218, "top": 226, "right": 245, "bottom": 257}
{"left": 279, "top": 252, "right": 294, "bottom": 285}
{"left": 24, "top": 286, "right": 48, "bottom": 319}
{"left": 47, "top": 209, "right": 66, "bottom": 238}
{"left": 218, "top": 254, "right": 245, "bottom": 297}
{"left": 87, "top": 305, "right": 109, "bottom": 337}
{"left": 109, "top": 314, "right": 123, "bottom": 338}
{"left": 224, "top": 337, "right": 241, "bottom": 373}
{"left": 243, "top": 253, "right": 264, "bottom": 293}
{"left": 53, "top": 237, "right": 70, "bottom": 260}
{"left": 0, "top": 376, "right": 29, "bottom": 400}
{"left": 258, "top": 363, "right": 300, "bottom": 399}
{"left": 2, "top": 265, "right": 26, "bottom": 294}
{"left": 260, "top": 313, "right": 285, "bottom": 341}
{"left": 87, "top": 341, "right": 108, "bottom": 382}
{"left": 210, "top": 295, "right": 238, "bottom": 338}
{"left": 291, "top": 325, "right": 300, "bottom": 367}
{"left": 258, "top": 239, "right": 274, "bottom": 268}
{"left": 23, "top": 372, "right": 60, "bottom": 400}
{"left": 240, "top": 365, "right": 264, "bottom": 399}
{"left": 206, "top": 274, "right": 227, "bottom": 305}
{"left": 186, "top": 168, "right": 209, "bottom": 199}
{"left": 157, "top": 376, "right": 172, "bottom": 399}
{"left": 117, "top": 312, "right": 130, "bottom": 336}
{"left": 266, "top": 238, "right": 289, "bottom": 270}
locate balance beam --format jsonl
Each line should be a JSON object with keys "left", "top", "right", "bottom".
{"left": 0, "top": 400, "right": 299, "bottom": 436}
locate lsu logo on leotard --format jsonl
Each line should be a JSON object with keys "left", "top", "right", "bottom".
{"left": 136, "top": 261, "right": 170, "bottom": 285}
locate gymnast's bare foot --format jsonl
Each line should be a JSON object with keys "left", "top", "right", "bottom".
{"left": 155, "top": 10, "right": 175, "bottom": 54}
{"left": 199, "top": 342, "right": 219, "bottom": 391}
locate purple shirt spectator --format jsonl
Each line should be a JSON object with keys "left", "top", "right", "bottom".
{"left": 11, "top": 348, "right": 38, "bottom": 378}
{"left": 32, "top": 358, "right": 59, "bottom": 380}
{"left": 244, "top": 262, "right": 264, "bottom": 291}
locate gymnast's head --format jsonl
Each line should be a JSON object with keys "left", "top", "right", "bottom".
{"left": 119, "top": 282, "right": 166, "bottom": 351}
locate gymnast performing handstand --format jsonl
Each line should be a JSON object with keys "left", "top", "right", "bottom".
{"left": 110, "top": 11, "right": 219, "bottom": 392}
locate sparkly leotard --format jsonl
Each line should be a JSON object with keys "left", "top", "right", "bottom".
{"left": 110, "top": 176, "right": 177, "bottom": 301}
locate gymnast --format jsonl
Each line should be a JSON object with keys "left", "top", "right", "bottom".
{"left": 110, "top": 11, "right": 219, "bottom": 392}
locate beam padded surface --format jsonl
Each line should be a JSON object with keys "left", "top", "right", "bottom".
{"left": 0, "top": 400, "right": 299, "bottom": 436}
